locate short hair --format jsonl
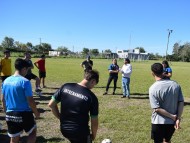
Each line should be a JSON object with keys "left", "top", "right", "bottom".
{"left": 162, "top": 60, "right": 169, "bottom": 68}
{"left": 4, "top": 50, "right": 10, "bottom": 54}
{"left": 125, "top": 58, "right": 130, "bottom": 63}
{"left": 84, "top": 70, "right": 99, "bottom": 84}
{"left": 151, "top": 63, "right": 163, "bottom": 77}
{"left": 15, "top": 58, "right": 30, "bottom": 71}
{"left": 24, "top": 52, "right": 30, "bottom": 56}
{"left": 41, "top": 54, "right": 45, "bottom": 58}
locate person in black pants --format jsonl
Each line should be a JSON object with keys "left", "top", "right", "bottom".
{"left": 103, "top": 58, "right": 119, "bottom": 95}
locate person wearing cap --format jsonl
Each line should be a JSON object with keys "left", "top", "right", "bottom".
{"left": 120, "top": 58, "right": 132, "bottom": 99}
{"left": 0, "top": 50, "right": 12, "bottom": 82}
{"left": 1, "top": 58, "right": 40, "bottom": 143}
{"left": 80, "top": 55, "right": 93, "bottom": 72}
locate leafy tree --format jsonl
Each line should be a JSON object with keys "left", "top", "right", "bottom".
{"left": 90, "top": 49, "right": 99, "bottom": 56}
{"left": 82, "top": 48, "right": 89, "bottom": 55}
{"left": 1, "top": 36, "right": 15, "bottom": 49}
{"left": 135, "top": 47, "right": 146, "bottom": 53}
{"left": 104, "top": 49, "right": 112, "bottom": 54}
{"left": 26, "top": 42, "right": 33, "bottom": 50}
{"left": 41, "top": 43, "right": 52, "bottom": 53}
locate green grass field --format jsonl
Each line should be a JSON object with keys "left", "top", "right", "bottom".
{"left": 1, "top": 58, "right": 190, "bottom": 143}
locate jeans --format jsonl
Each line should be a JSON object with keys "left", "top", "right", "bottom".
{"left": 122, "top": 77, "right": 130, "bottom": 97}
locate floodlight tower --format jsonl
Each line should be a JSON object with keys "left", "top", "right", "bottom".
{"left": 165, "top": 29, "right": 173, "bottom": 60}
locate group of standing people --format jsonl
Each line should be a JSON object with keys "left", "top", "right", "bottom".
{"left": 103, "top": 58, "right": 132, "bottom": 99}
{"left": 0, "top": 52, "right": 184, "bottom": 143}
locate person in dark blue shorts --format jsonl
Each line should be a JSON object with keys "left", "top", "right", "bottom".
{"left": 48, "top": 70, "right": 99, "bottom": 143}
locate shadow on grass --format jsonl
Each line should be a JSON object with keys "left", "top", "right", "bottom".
{"left": 0, "top": 115, "right": 5, "bottom": 120}
{"left": 184, "top": 102, "right": 190, "bottom": 106}
{"left": 0, "top": 134, "right": 65, "bottom": 143}
{"left": 45, "top": 87, "right": 60, "bottom": 90}
{"left": 94, "top": 86, "right": 121, "bottom": 89}
{"left": 38, "top": 108, "right": 51, "bottom": 113}
{"left": 34, "top": 95, "right": 51, "bottom": 101}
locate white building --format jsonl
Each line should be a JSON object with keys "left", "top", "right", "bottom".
{"left": 117, "top": 49, "right": 149, "bottom": 61}
{"left": 49, "top": 51, "right": 61, "bottom": 56}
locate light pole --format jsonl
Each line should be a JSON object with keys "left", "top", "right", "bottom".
{"left": 165, "top": 29, "right": 173, "bottom": 60}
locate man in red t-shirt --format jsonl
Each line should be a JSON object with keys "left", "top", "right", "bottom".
{"left": 34, "top": 54, "right": 46, "bottom": 88}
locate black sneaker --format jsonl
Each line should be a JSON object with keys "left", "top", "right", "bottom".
{"left": 121, "top": 96, "right": 126, "bottom": 98}
{"left": 103, "top": 92, "right": 107, "bottom": 95}
{"left": 112, "top": 92, "right": 115, "bottom": 95}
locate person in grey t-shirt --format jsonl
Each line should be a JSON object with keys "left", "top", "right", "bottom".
{"left": 149, "top": 63, "right": 184, "bottom": 143}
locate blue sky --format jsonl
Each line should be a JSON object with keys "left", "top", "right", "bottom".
{"left": 0, "top": 0, "right": 189, "bottom": 55}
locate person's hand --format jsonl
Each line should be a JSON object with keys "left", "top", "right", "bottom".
{"left": 171, "top": 114, "right": 177, "bottom": 121}
{"left": 174, "top": 118, "right": 181, "bottom": 130}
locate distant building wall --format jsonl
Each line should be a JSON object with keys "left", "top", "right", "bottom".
{"left": 49, "top": 51, "right": 60, "bottom": 56}
{"left": 117, "top": 49, "right": 149, "bottom": 61}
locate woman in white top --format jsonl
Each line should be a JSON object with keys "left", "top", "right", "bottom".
{"left": 120, "top": 58, "right": 132, "bottom": 98}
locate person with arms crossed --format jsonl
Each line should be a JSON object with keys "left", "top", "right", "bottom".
{"left": 34, "top": 54, "right": 46, "bottom": 88}
{"left": 162, "top": 60, "right": 172, "bottom": 79}
{"left": 0, "top": 50, "right": 12, "bottom": 82}
{"left": 103, "top": 58, "right": 119, "bottom": 95}
{"left": 120, "top": 58, "right": 132, "bottom": 99}
{"left": 24, "top": 52, "right": 42, "bottom": 95}
{"left": 80, "top": 55, "right": 93, "bottom": 72}
{"left": 48, "top": 70, "right": 99, "bottom": 143}
{"left": 149, "top": 63, "right": 184, "bottom": 143}
{"left": 1, "top": 58, "right": 40, "bottom": 143}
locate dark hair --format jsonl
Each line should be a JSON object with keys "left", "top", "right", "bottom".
{"left": 24, "top": 52, "right": 30, "bottom": 56}
{"left": 84, "top": 70, "right": 99, "bottom": 84}
{"left": 4, "top": 50, "right": 10, "bottom": 54}
{"left": 41, "top": 54, "right": 45, "bottom": 58}
{"left": 162, "top": 60, "right": 169, "bottom": 68}
{"left": 15, "top": 58, "right": 30, "bottom": 71}
{"left": 151, "top": 63, "right": 163, "bottom": 77}
{"left": 125, "top": 58, "right": 130, "bottom": 63}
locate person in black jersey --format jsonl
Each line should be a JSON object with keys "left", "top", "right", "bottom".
{"left": 48, "top": 70, "right": 99, "bottom": 143}
{"left": 80, "top": 55, "right": 93, "bottom": 72}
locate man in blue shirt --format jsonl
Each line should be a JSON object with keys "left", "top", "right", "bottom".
{"left": 1, "top": 58, "right": 40, "bottom": 143}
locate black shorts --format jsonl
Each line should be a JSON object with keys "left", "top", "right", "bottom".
{"left": 61, "top": 130, "right": 92, "bottom": 143}
{"left": 151, "top": 124, "right": 175, "bottom": 143}
{"left": 39, "top": 71, "right": 46, "bottom": 78}
{"left": 25, "top": 73, "right": 37, "bottom": 80}
{"left": 6, "top": 111, "right": 36, "bottom": 137}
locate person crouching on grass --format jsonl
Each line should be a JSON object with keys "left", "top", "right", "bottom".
{"left": 1, "top": 58, "right": 40, "bottom": 143}
{"left": 48, "top": 70, "right": 99, "bottom": 143}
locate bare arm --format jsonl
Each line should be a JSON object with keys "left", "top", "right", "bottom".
{"left": 34, "top": 62, "right": 39, "bottom": 69}
{"left": 154, "top": 108, "right": 177, "bottom": 121}
{"left": 91, "top": 117, "right": 98, "bottom": 140}
{"left": 1, "top": 94, "right": 6, "bottom": 112}
{"left": 175, "top": 101, "right": 184, "bottom": 129}
{"left": 27, "top": 96, "right": 40, "bottom": 119}
{"left": 48, "top": 99, "right": 60, "bottom": 119}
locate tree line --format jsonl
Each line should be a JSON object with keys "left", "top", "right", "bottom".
{"left": 1, "top": 36, "right": 189, "bottom": 61}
